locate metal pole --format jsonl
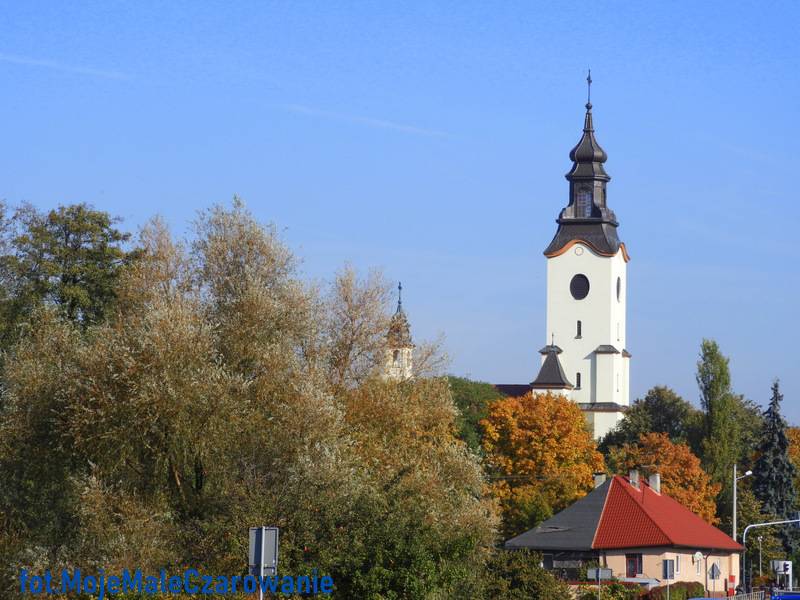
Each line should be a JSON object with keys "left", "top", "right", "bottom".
{"left": 758, "top": 536, "right": 762, "bottom": 578}
{"left": 733, "top": 464, "right": 738, "bottom": 541}
{"left": 597, "top": 565, "right": 601, "bottom": 600}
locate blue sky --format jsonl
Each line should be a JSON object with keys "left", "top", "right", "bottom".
{"left": 2, "top": 1, "right": 799, "bottom": 420}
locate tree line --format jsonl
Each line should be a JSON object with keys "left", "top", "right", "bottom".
{"left": 0, "top": 199, "right": 795, "bottom": 598}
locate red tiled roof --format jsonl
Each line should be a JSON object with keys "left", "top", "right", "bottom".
{"left": 593, "top": 475, "right": 743, "bottom": 552}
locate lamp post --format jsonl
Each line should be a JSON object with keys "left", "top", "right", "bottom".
{"left": 733, "top": 464, "right": 753, "bottom": 541}
{"left": 758, "top": 536, "right": 762, "bottom": 578}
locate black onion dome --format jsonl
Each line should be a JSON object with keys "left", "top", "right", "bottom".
{"left": 566, "top": 103, "right": 609, "bottom": 181}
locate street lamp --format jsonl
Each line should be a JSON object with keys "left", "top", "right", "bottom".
{"left": 733, "top": 464, "right": 753, "bottom": 542}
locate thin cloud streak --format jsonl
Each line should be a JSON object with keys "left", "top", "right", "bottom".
{"left": 282, "top": 104, "right": 448, "bottom": 137}
{"left": 0, "top": 52, "right": 129, "bottom": 80}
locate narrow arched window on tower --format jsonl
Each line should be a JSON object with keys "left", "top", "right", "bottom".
{"left": 576, "top": 188, "right": 593, "bottom": 217}
{"left": 576, "top": 320, "right": 582, "bottom": 338}
{"left": 576, "top": 372, "right": 582, "bottom": 389}
{"left": 393, "top": 349, "right": 400, "bottom": 365}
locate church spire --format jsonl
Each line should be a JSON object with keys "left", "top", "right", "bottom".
{"left": 543, "top": 73, "right": 623, "bottom": 258}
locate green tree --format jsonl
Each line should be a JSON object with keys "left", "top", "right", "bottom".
{"left": 697, "top": 339, "right": 759, "bottom": 520}
{"left": 752, "top": 381, "right": 798, "bottom": 554}
{"left": 448, "top": 376, "right": 505, "bottom": 453}
{"left": 482, "top": 549, "right": 571, "bottom": 600}
{"left": 599, "top": 386, "right": 703, "bottom": 454}
{"left": 0, "top": 203, "right": 135, "bottom": 348}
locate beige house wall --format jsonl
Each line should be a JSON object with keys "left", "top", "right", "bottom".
{"left": 602, "top": 547, "right": 739, "bottom": 591}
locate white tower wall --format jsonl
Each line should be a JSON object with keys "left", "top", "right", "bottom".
{"left": 543, "top": 242, "right": 630, "bottom": 435}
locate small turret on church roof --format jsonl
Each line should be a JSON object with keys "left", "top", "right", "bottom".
{"left": 544, "top": 71, "right": 625, "bottom": 259}
{"left": 530, "top": 339, "right": 574, "bottom": 390}
{"left": 387, "top": 282, "right": 413, "bottom": 349}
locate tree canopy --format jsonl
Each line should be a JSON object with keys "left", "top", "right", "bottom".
{"left": 481, "top": 391, "right": 605, "bottom": 538}
{"left": 0, "top": 201, "right": 496, "bottom": 599}
{"left": 599, "top": 386, "right": 703, "bottom": 455}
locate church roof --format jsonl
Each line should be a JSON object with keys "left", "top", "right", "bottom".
{"left": 530, "top": 345, "right": 573, "bottom": 390}
{"left": 506, "top": 475, "right": 743, "bottom": 552}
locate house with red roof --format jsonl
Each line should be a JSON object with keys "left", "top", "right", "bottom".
{"left": 506, "top": 472, "right": 743, "bottom": 594}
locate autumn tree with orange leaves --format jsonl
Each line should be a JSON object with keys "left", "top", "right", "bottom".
{"left": 481, "top": 391, "right": 605, "bottom": 537}
{"left": 608, "top": 432, "right": 720, "bottom": 524}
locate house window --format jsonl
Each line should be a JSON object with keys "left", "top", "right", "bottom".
{"left": 626, "top": 554, "right": 643, "bottom": 577}
{"left": 675, "top": 555, "right": 681, "bottom": 574}
{"left": 576, "top": 373, "right": 582, "bottom": 389}
{"left": 576, "top": 320, "right": 582, "bottom": 338}
{"left": 695, "top": 554, "right": 702, "bottom": 575}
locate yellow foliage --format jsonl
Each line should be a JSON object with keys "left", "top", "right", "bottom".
{"left": 609, "top": 432, "right": 720, "bottom": 524}
{"left": 480, "top": 392, "right": 604, "bottom": 536}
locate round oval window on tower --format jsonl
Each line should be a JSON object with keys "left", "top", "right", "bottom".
{"left": 570, "top": 274, "right": 590, "bottom": 300}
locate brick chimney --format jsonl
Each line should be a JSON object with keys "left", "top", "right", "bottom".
{"left": 629, "top": 470, "right": 640, "bottom": 489}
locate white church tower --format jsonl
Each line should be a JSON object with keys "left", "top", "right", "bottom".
{"left": 531, "top": 74, "right": 630, "bottom": 439}
{"left": 384, "top": 282, "right": 414, "bottom": 381}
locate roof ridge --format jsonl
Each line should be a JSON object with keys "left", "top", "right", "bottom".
{"left": 590, "top": 477, "right": 613, "bottom": 549}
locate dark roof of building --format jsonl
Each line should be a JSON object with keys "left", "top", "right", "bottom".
{"left": 493, "top": 384, "right": 533, "bottom": 398}
{"left": 506, "top": 479, "right": 611, "bottom": 551}
{"left": 530, "top": 347, "right": 573, "bottom": 389}
{"left": 575, "top": 402, "right": 627, "bottom": 413}
{"left": 506, "top": 475, "right": 744, "bottom": 553}
{"left": 622, "top": 349, "right": 632, "bottom": 358}
{"left": 543, "top": 221, "right": 622, "bottom": 257}
{"left": 594, "top": 344, "right": 620, "bottom": 354}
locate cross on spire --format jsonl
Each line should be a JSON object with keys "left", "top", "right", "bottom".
{"left": 397, "top": 281, "right": 403, "bottom": 312}
{"left": 586, "top": 68, "right": 592, "bottom": 108}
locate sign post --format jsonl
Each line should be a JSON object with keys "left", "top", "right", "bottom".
{"left": 709, "top": 561, "right": 721, "bottom": 596}
{"left": 587, "top": 567, "right": 612, "bottom": 600}
{"left": 249, "top": 527, "right": 279, "bottom": 600}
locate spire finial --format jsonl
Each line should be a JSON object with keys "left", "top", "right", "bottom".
{"left": 586, "top": 68, "right": 592, "bottom": 109}
{"left": 551, "top": 333, "right": 555, "bottom": 346}
{"left": 397, "top": 281, "right": 403, "bottom": 312}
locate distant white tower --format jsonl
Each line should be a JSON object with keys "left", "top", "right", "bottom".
{"left": 384, "top": 282, "right": 414, "bottom": 381}
{"left": 531, "top": 74, "right": 630, "bottom": 439}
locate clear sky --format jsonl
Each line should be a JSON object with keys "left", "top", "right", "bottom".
{"left": 2, "top": 1, "right": 799, "bottom": 420}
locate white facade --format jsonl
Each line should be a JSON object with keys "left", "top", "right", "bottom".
{"left": 542, "top": 241, "right": 629, "bottom": 438}
{"left": 384, "top": 346, "right": 413, "bottom": 381}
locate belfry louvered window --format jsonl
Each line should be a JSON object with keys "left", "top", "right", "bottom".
{"left": 576, "top": 189, "right": 592, "bottom": 217}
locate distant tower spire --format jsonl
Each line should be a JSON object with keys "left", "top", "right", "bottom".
{"left": 384, "top": 281, "right": 414, "bottom": 381}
